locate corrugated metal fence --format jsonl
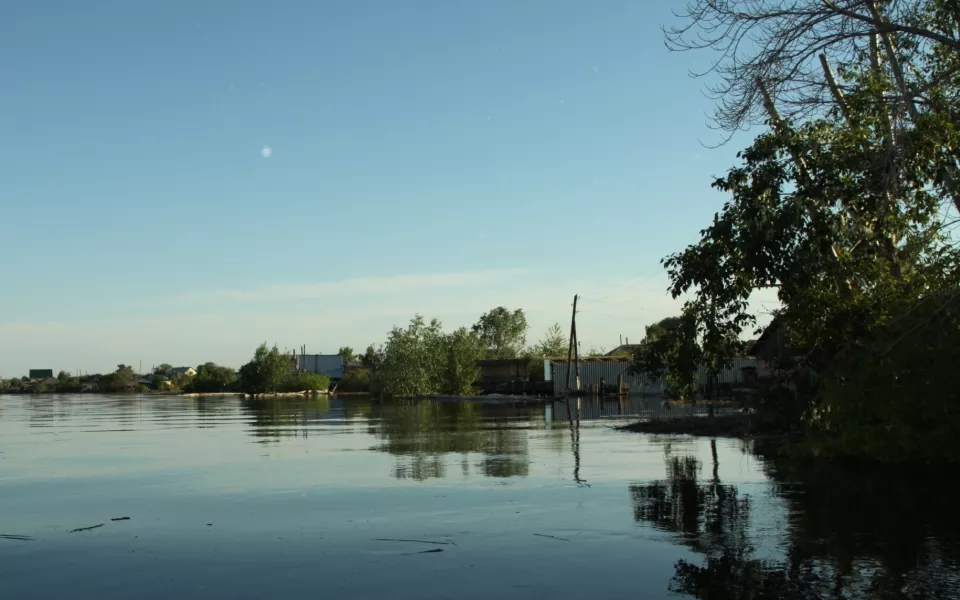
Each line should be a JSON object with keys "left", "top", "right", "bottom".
{"left": 548, "top": 358, "right": 756, "bottom": 396}
{"left": 297, "top": 354, "right": 345, "bottom": 379}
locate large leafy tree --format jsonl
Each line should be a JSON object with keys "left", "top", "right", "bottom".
{"left": 338, "top": 347, "right": 357, "bottom": 363}
{"left": 472, "top": 307, "right": 528, "bottom": 359}
{"left": 372, "top": 316, "right": 488, "bottom": 397}
{"left": 189, "top": 362, "right": 237, "bottom": 393}
{"left": 101, "top": 364, "right": 139, "bottom": 392}
{"left": 659, "top": 38, "right": 960, "bottom": 457}
{"left": 373, "top": 316, "right": 447, "bottom": 398}
{"left": 442, "top": 327, "right": 485, "bottom": 395}
{"left": 239, "top": 344, "right": 292, "bottom": 395}
{"left": 630, "top": 315, "right": 703, "bottom": 400}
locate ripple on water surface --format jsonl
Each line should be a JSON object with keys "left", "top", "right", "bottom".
{"left": 1, "top": 394, "right": 958, "bottom": 600}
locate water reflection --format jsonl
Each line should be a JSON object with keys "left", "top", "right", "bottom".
{"left": 367, "top": 401, "right": 536, "bottom": 481}
{"left": 631, "top": 442, "right": 960, "bottom": 599}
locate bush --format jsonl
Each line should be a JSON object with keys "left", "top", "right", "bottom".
{"left": 337, "top": 370, "right": 370, "bottom": 392}
{"left": 289, "top": 372, "right": 330, "bottom": 393}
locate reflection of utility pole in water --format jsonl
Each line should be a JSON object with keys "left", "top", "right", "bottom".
{"left": 567, "top": 397, "right": 587, "bottom": 486}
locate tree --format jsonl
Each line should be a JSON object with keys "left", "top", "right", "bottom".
{"left": 360, "top": 345, "right": 380, "bottom": 370}
{"left": 291, "top": 372, "right": 330, "bottom": 393}
{"left": 338, "top": 347, "right": 357, "bottom": 363}
{"left": 239, "top": 344, "right": 293, "bottom": 395}
{"left": 189, "top": 362, "right": 237, "bottom": 393}
{"left": 530, "top": 323, "right": 568, "bottom": 357}
{"left": 657, "top": 47, "right": 960, "bottom": 457}
{"left": 667, "top": 0, "right": 960, "bottom": 213}
{"left": 100, "top": 364, "right": 139, "bottom": 392}
{"left": 442, "top": 327, "right": 485, "bottom": 395}
{"left": 630, "top": 315, "right": 703, "bottom": 400}
{"left": 371, "top": 317, "right": 487, "bottom": 397}
{"left": 372, "top": 316, "right": 447, "bottom": 398}
{"left": 472, "top": 307, "right": 528, "bottom": 359}
{"left": 56, "top": 370, "right": 80, "bottom": 393}
{"left": 154, "top": 363, "right": 173, "bottom": 375}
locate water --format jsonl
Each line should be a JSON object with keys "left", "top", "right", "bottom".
{"left": 1, "top": 394, "right": 958, "bottom": 599}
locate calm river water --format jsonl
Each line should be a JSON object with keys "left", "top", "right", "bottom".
{"left": 1, "top": 394, "right": 958, "bottom": 599}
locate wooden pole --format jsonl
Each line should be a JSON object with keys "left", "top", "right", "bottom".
{"left": 565, "top": 294, "right": 578, "bottom": 393}
{"left": 573, "top": 323, "right": 581, "bottom": 392}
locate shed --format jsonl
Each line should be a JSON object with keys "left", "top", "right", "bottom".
{"left": 298, "top": 354, "right": 345, "bottom": 379}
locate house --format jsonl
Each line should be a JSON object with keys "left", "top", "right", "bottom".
{"left": 165, "top": 367, "right": 197, "bottom": 377}
{"left": 605, "top": 345, "right": 640, "bottom": 357}
{"left": 748, "top": 316, "right": 790, "bottom": 378}
{"left": 29, "top": 369, "right": 54, "bottom": 379}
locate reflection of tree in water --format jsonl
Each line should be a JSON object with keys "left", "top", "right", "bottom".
{"left": 631, "top": 440, "right": 750, "bottom": 555}
{"left": 370, "top": 401, "right": 533, "bottom": 481}
{"left": 634, "top": 441, "right": 960, "bottom": 599}
{"left": 243, "top": 396, "right": 334, "bottom": 442}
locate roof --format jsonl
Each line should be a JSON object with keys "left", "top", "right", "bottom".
{"left": 548, "top": 356, "right": 632, "bottom": 363}
{"left": 605, "top": 345, "right": 640, "bottom": 356}
{"left": 167, "top": 367, "right": 195, "bottom": 375}
{"left": 476, "top": 358, "right": 531, "bottom": 366}
{"left": 749, "top": 316, "right": 786, "bottom": 356}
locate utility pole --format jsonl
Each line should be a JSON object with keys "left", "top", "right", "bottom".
{"left": 565, "top": 294, "right": 578, "bottom": 393}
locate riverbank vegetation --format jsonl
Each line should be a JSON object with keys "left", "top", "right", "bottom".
{"left": 630, "top": 0, "right": 960, "bottom": 466}
{"left": 361, "top": 307, "right": 575, "bottom": 398}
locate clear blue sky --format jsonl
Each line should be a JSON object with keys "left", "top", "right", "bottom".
{"left": 0, "top": 0, "right": 774, "bottom": 376}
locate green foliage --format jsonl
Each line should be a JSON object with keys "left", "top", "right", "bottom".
{"left": 151, "top": 374, "right": 168, "bottom": 391}
{"left": 442, "top": 327, "right": 484, "bottom": 395}
{"left": 360, "top": 345, "right": 380, "bottom": 370}
{"left": 56, "top": 370, "right": 81, "bottom": 393}
{"left": 154, "top": 363, "right": 173, "bottom": 375}
{"left": 101, "top": 364, "right": 139, "bottom": 392}
{"left": 337, "top": 346, "right": 357, "bottom": 363}
{"left": 530, "top": 322, "right": 567, "bottom": 357}
{"left": 372, "top": 316, "right": 487, "bottom": 398}
{"left": 657, "top": 51, "right": 960, "bottom": 460}
{"left": 472, "top": 307, "right": 528, "bottom": 359}
{"left": 338, "top": 369, "right": 371, "bottom": 392}
{"left": 372, "top": 316, "right": 446, "bottom": 398}
{"left": 168, "top": 372, "right": 192, "bottom": 392}
{"left": 188, "top": 362, "right": 237, "bottom": 393}
{"left": 290, "top": 372, "right": 330, "bottom": 393}
{"left": 631, "top": 315, "right": 703, "bottom": 400}
{"left": 239, "top": 343, "right": 293, "bottom": 395}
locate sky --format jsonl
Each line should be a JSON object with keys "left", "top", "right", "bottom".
{"left": 0, "top": 0, "right": 778, "bottom": 376}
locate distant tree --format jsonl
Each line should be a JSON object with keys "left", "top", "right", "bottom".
{"left": 472, "top": 307, "right": 528, "bottom": 359}
{"left": 290, "top": 372, "right": 330, "bottom": 393}
{"left": 99, "top": 364, "right": 139, "bottom": 392}
{"left": 154, "top": 363, "right": 173, "bottom": 375}
{"left": 630, "top": 315, "right": 702, "bottom": 400}
{"left": 360, "top": 345, "right": 380, "bottom": 370}
{"left": 151, "top": 374, "right": 168, "bottom": 391}
{"left": 56, "top": 370, "right": 80, "bottom": 393}
{"left": 337, "top": 369, "right": 370, "bottom": 393}
{"left": 188, "top": 362, "right": 237, "bottom": 393}
{"left": 531, "top": 323, "right": 567, "bottom": 357}
{"left": 373, "top": 316, "right": 446, "bottom": 398}
{"left": 239, "top": 343, "right": 293, "bottom": 395}
{"left": 338, "top": 347, "right": 357, "bottom": 363}
{"left": 442, "top": 327, "right": 485, "bottom": 395}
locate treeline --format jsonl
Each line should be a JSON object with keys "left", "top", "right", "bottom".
{"left": 360, "top": 306, "right": 589, "bottom": 398}
{"left": 640, "top": 0, "right": 960, "bottom": 464}
{"left": 0, "top": 345, "right": 331, "bottom": 397}
{"left": 0, "top": 365, "right": 147, "bottom": 394}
